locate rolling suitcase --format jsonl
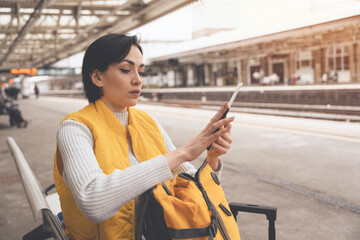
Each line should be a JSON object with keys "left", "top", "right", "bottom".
{"left": 229, "top": 203, "right": 277, "bottom": 240}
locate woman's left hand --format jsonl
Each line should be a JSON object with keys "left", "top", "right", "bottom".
{"left": 206, "top": 120, "right": 233, "bottom": 171}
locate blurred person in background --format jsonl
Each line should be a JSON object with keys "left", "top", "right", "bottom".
{"left": 5, "top": 85, "right": 20, "bottom": 99}
{"left": 53, "top": 33, "right": 234, "bottom": 239}
{"left": 5, "top": 85, "right": 28, "bottom": 128}
{"left": 7, "top": 99, "right": 28, "bottom": 128}
{"left": 0, "top": 91, "right": 7, "bottom": 115}
{"left": 269, "top": 72, "right": 280, "bottom": 85}
{"left": 34, "top": 84, "right": 39, "bottom": 98}
{"left": 322, "top": 71, "right": 328, "bottom": 84}
{"left": 329, "top": 67, "right": 338, "bottom": 83}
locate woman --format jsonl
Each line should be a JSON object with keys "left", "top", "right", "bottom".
{"left": 54, "top": 34, "right": 234, "bottom": 240}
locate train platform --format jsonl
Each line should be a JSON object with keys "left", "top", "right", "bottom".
{"left": 141, "top": 99, "right": 360, "bottom": 122}
{"left": 43, "top": 83, "right": 360, "bottom": 122}
{"left": 1, "top": 96, "right": 359, "bottom": 239}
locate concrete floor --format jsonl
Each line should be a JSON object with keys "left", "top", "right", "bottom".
{"left": 1, "top": 96, "right": 359, "bottom": 239}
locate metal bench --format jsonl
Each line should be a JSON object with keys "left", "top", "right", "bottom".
{"left": 6, "top": 137, "right": 69, "bottom": 240}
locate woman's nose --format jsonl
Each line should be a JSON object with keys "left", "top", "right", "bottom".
{"left": 132, "top": 72, "right": 143, "bottom": 85}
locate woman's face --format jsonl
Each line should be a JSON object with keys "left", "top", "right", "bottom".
{"left": 96, "top": 45, "right": 145, "bottom": 112}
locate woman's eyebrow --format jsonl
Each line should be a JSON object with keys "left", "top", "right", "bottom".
{"left": 123, "top": 59, "right": 145, "bottom": 68}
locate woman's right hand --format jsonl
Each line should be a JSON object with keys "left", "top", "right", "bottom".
{"left": 164, "top": 103, "right": 234, "bottom": 170}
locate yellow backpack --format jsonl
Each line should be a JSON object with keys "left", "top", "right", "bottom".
{"left": 138, "top": 160, "right": 241, "bottom": 240}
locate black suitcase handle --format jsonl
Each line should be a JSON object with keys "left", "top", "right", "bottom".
{"left": 229, "top": 202, "right": 277, "bottom": 240}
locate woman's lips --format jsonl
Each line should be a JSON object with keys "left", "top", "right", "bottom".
{"left": 129, "top": 90, "right": 141, "bottom": 96}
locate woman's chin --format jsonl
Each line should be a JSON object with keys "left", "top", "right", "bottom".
{"left": 128, "top": 99, "right": 138, "bottom": 107}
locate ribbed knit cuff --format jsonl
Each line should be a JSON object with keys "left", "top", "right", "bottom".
{"left": 214, "top": 157, "right": 223, "bottom": 180}
{"left": 140, "top": 155, "right": 173, "bottom": 183}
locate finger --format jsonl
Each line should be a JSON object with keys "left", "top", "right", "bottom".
{"left": 206, "top": 126, "right": 231, "bottom": 150}
{"left": 205, "top": 103, "right": 229, "bottom": 129}
{"left": 221, "top": 132, "right": 232, "bottom": 143}
{"left": 209, "top": 141, "right": 228, "bottom": 154}
{"left": 209, "top": 125, "right": 231, "bottom": 143}
{"left": 208, "top": 117, "right": 234, "bottom": 135}
{"left": 224, "top": 117, "right": 233, "bottom": 128}
{"left": 215, "top": 136, "right": 231, "bottom": 149}
{"left": 215, "top": 102, "right": 229, "bottom": 121}
{"left": 207, "top": 118, "right": 233, "bottom": 136}
{"left": 201, "top": 102, "right": 229, "bottom": 132}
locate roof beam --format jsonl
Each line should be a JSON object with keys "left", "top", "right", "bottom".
{"left": 0, "top": 2, "right": 137, "bottom": 11}
{"left": 0, "top": 0, "right": 198, "bottom": 69}
{"left": 33, "top": 0, "right": 197, "bottom": 67}
{"left": 0, "top": 0, "right": 54, "bottom": 67}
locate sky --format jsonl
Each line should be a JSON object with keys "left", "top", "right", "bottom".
{"left": 128, "top": 0, "right": 360, "bottom": 41}
{"left": 53, "top": 0, "right": 360, "bottom": 68}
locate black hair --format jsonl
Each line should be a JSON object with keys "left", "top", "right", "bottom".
{"left": 82, "top": 34, "right": 142, "bottom": 103}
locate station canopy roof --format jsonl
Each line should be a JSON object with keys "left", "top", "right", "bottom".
{"left": 0, "top": 0, "right": 196, "bottom": 72}
{"left": 150, "top": 10, "right": 360, "bottom": 62}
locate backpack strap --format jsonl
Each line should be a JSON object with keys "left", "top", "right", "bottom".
{"left": 195, "top": 160, "right": 232, "bottom": 240}
{"left": 167, "top": 216, "right": 217, "bottom": 239}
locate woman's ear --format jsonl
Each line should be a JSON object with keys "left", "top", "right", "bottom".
{"left": 90, "top": 69, "right": 103, "bottom": 87}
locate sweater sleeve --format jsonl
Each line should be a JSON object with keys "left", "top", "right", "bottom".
{"left": 152, "top": 116, "right": 197, "bottom": 176}
{"left": 152, "top": 116, "right": 223, "bottom": 178}
{"left": 57, "top": 119, "right": 173, "bottom": 223}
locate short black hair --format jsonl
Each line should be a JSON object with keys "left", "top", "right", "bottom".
{"left": 82, "top": 34, "right": 142, "bottom": 103}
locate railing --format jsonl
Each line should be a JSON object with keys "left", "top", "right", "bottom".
{"left": 6, "top": 136, "right": 69, "bottom": 240}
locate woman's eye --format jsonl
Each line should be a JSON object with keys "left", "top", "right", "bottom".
{"left": 120, "top": 69, "right": 130, "bottom": 74}
{"left": 139, "top": 72, "right": 147, "bottom": 77}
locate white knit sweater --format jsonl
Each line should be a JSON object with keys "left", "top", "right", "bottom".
{"left": 57, "top": 111, "right": 222, "bottom": 223}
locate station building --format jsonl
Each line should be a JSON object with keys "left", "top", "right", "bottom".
{"left": 145, "top": 13, "right": 360, "bottom": 88}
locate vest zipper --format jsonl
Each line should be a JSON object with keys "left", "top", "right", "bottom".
{"left": 127, "top": 129, "right": 142, "bottom": 163}
{"left": 127, "top": 129, "right": 140, "bottom": 239}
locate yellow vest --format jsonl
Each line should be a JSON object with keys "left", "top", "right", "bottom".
{"left": 53, "top": 99, "right": 167, "bottom": 240}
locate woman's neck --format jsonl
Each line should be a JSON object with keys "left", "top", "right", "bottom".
{"left": 113, "top": 111, "right": 129, "bottom": 128}
{"left": 101, "top": 97, "right": 128, "bottom": 113}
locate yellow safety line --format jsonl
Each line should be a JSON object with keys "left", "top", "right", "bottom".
{"left": 233, "top": 122, "right": 360, "bottom": 144}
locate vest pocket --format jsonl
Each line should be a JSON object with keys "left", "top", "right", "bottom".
{"left": 219, "top": 203, "right": 232, "bottom": 216}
